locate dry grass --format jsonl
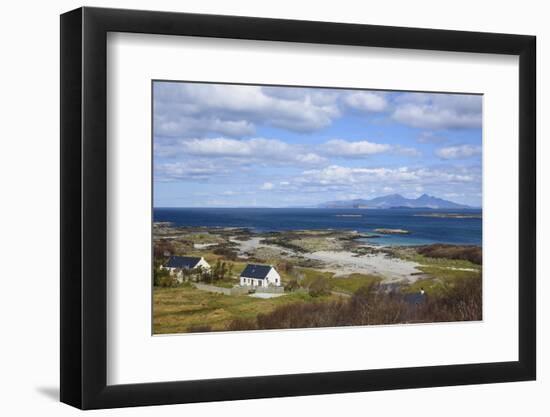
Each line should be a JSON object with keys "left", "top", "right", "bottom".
{"left": 227, "top": 276, "right": 482, "bottom": 331}
{"left": 153, "top": 286, "right": 336, "bottom": 334}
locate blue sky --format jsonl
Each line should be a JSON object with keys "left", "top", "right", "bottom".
{"left": 153, "top": 81, "right": 482, "bottom": 208}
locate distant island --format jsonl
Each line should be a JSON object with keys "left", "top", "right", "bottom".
{"left": 319, "top": 193, "right": 474, "bottom": 210}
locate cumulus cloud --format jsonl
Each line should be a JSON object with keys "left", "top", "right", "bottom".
{"left": 155, "top": 115, "right": 255, "bottom": 138}
{"left": 155, "top": 161, "right": 223, "bottom": 181}
{"left": 156, "top": 137, "right": 327, "bottom": 167}
{"left": 435, "top": 144, "right": 482, "bottom": 159}
{"left": 394, "top": 146, "right": 422, "bottom": 157}
{"left": 296, "top": 165, "right": 477, "bottom": 189}
{"left": 260, "top": 182, "right": 274, "bottom": 190}
{"left": 323, "top": 139, "right": 391, "bottom": 156}
{"left": 392, "top": 93, "right": 482, "bottom": 129}
{"left": 154, "top": 82, "right": 340, "bottom": 135}
{"left": 322, "top": 139, "right": 420, "bottom": 158}
{"left": 344, "top": 92, "right": 388, "bottom": 112}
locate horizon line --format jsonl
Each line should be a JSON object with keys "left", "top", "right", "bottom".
{"left": 153, "top": 206, "right": 483, "bottom": 210}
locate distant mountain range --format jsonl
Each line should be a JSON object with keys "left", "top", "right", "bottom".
{"left": 319, "top": 193, "right": 474, "bottom": 209}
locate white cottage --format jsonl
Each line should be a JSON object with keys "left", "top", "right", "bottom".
{"left": 239, "top": 264, "right": 281, "bottom": 288}
{"left": 163, "top": 256, "right": 211, "bottom": 281}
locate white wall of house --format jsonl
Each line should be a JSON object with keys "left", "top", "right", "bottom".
{"left": 240, "top": 267, "right": 281, "bottom": 287}
{"left": 266, "top": 267, "right": 281, "bottom": 287}
{"left": 196, "top": 257, "right": 211, "bottom": 271}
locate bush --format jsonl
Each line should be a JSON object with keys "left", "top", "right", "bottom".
{"left": 153, "top": 266, "right": 172, "bottom": 287}
{"left": 418, "top": 277, "right": 482, "bottom": 322}
{"left": 416, "top": 244, "right": 482, "bottom": 265}
{"left": 308, "top": 277, "right": 332, "bottom": 297}
{"left": 213, "top": 246, "right": 238, "bottom": 260}
{"left": 153, "top": 239, "right": 175, "bottom": 259}
{"left": 158, "top": 275, "right": 177, "bottom": 288}
{"left": 277, "top": 261, "right": 294, "bottom": 274}
{"left": 230, "top": 276, "right": 482, "bottom": 330}
{"left": 285, "top": 279, "right": 300, "bottom": 292}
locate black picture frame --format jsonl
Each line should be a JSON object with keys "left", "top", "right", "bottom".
{"left": 60, "top": 6, "right": 536, "bottom": 410}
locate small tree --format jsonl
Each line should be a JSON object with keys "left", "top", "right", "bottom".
{"left": 153, "top": 265, "right": 170, "bottom": 287}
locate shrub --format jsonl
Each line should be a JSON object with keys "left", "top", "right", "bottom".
{"left": 418, "top": 276, "right": 482, "bottom": 322}
{"left": 213, "top": 246, "right": 238, "bottom": 260}
{"left": 416, "top": 244, "right": 482, "bottom": 265}
{"left": 239, "top": 276, "right": 482, "bottom": 330}
{"left": 153, "top": 239, "right": 175, "bottom": 259}
{"left": 308, "top": 277, "right": 332, "bottom": 297}
{"left": 285, "top": 279, "right": 300, "bottom": 292}
{"left": 277, "top": 261, "right": 294, "bottom": 274}
{"left": 153, "top": 265, "right": 172, "bottom": 287}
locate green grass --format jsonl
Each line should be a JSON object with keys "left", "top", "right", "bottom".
{"left": 212, "top": 279, "right": 239, "bottom": 288}
{"left": 292, "top": 267, "right": 381, "bottom": 295}
{"left": 153, "top": 285, "right": 336, "bottom": 334}
{"left": 391, "top": 249, "right": 482, "bottom": 296}
{"left": 330, "top": 273, "right": 382, "bottom": 294}
{"left": 398, "top": 251, "right": 481, "bottom": 271}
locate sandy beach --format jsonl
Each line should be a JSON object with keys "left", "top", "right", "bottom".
{"left": 231, "top": 235, "right": 422, "bottom": 283}
{"left": 303, "top": 250, "right": 421, "bottom": 282}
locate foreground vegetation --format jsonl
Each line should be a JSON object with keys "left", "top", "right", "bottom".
{"left": 154, "top": 275, "right": 482, "bottom": 333}
{"left": 152, "top": 223, "right": 482, "bottom": 334}
{"left": 153, "top": 285, "right": 337, "bottom": 334}
{"left": 228, "top": 276, "right": 481, "bottom": 331}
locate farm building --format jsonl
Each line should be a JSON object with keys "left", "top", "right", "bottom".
{"left": 240, "top": 264, "right": 281, "bottom": 288}
{"left": 163, "top": 256, "right": 211, "bottom": 281}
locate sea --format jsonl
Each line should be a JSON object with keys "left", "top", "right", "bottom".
{"left": 154, "top": 207, "right": 482, "bottom": 247}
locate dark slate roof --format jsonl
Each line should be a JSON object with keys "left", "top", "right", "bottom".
{"left": 165, "top": 256, "right": 201, "bottom": 269}
{"left": 404, "top": 292, "right": 426, "bottom": 305}
{"left": 240, "top": 264, "right": 272, "bottom": 279}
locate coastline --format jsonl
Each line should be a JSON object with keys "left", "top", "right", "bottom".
{"left": 153, "top": 222, "right": 482, "bottom": 334}
{"left": 154, "top": 223, "right": 481, "bottom": 284}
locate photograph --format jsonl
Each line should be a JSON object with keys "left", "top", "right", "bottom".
{"left": 152, "top": 81, "right": 483, "bottom": 334}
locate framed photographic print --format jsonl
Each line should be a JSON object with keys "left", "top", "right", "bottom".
{"left": 60, "top": 6, "right": 536, "bottom": 410}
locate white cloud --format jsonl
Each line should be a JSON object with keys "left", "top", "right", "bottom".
{"left": 155, "top": 115, "right": 255, "bottom": 138}
{"left": 297, "top": 165, "right": 478, "bottom": 189}
{"left": 295, "top": 153, "right": 327, "bottom": 164}
{"left": 435, "top": 145, "right": 482, "bottom": 159}
{"left": 392, "top": 93, "right": 482, "bottom": 129}
{"left": 323, "top": 139, "right": 391, "bottom": 156}
{"left": 322, "top": 139, "right": 420, "bottom": 158}
{"left": 394, "top": 146, "right": 422, "bottom": 157}
{"left": 260, "top": 182, "right": 274, "bottom": 190}
{"left": 155, "top": 161, "right": 222, "bottom": 181}
{"left": 154, "top": 82, "right": 340, "bottom": 134}
{"left": 156, "top": 137, "right": 327, "bottom": 167}
{"left": 344, "top": 92, "right": 388, "bottom": 112}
